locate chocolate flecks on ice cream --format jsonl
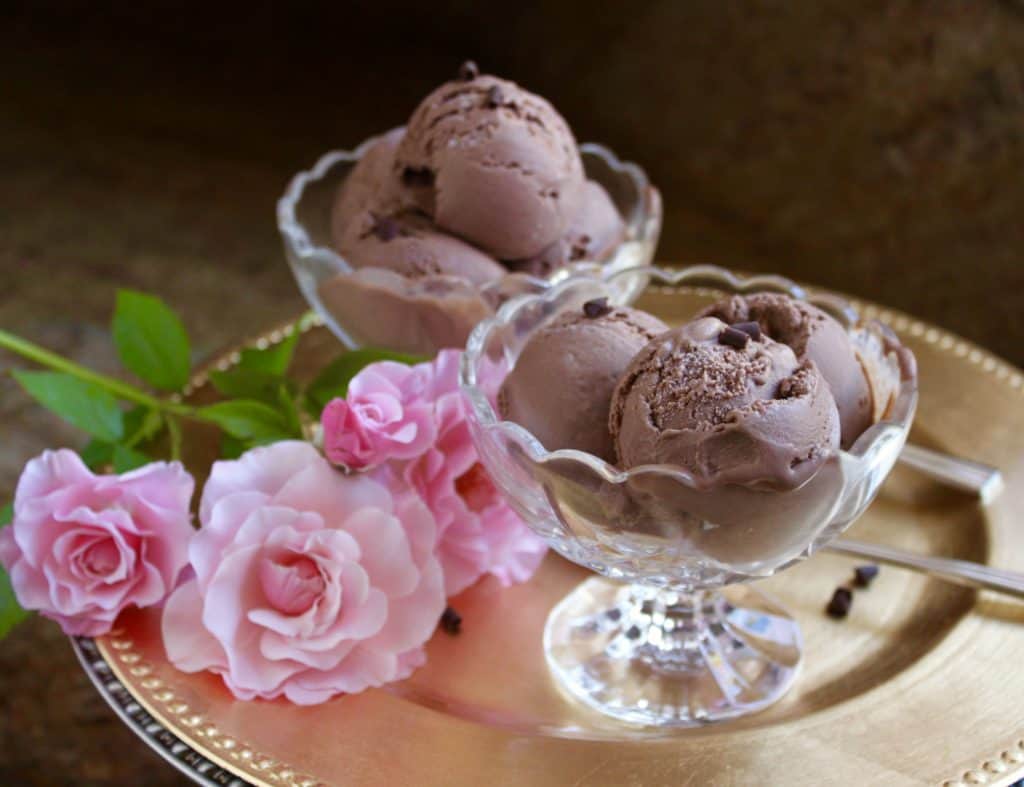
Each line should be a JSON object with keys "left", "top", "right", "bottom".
{"left": 699, "top": 293, "right": 873, "bottom": 448}
{"left": 609, "top": 317, "right": 841, "bottom": 489}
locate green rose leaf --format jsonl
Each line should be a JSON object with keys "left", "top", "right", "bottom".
{"left": 199, "top": 399, "right": 293, "bottom": 444}
{"left": 209, "top": 368, "right": 284, "bottom": 404}
{"left": 112, "top": 444, "right": 152, "bottom": 473}
{"left": 80, "top": 439, "right": 115, "bottom": 470}
{"left": 304, "top": 349, "right": 424, "bottom": 414}
{"left": 112, "top": 289, "right": 191, "bottom": 392}
{"left": 219, "top": 435, "right": 246, "bottom": 460}
{"left": 0, "top": 503, "right": 29, "bottom": 639}
{"left": 122, "top": 406, "right": 163, "bottom": 447}
{"left": 13, "top": 370, "right": 124, "bottom": 442}
{"left": 236, "top": 330, "right": 299, "bottom": 376}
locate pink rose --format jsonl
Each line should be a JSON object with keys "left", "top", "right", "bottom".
{"left": 401, "top": 351, "right": 547, "bottom": 595}
{"left": 321, "top": 361, "right": 436, "bottom": 470}
{"left": 0, "top": 449, "right": 194, "bottom": 636}
{"left": 161, "top": 441, "right": 444, "bottom": 704}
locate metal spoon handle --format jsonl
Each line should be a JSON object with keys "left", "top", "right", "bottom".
{"left": 899, "top": 443, "right": 1003, "bottom": 503}
{"left": 828, "top": 539, "right": 1024, "bottom": 600}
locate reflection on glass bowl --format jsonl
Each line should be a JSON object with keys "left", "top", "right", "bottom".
{"left": 459, "top": 265, "right": 918, "bottom": 727}
{"left": 277, "top": 139, "right": 660, "bottom": 356}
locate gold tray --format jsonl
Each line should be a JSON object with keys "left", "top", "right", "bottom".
{"left": 78, "top": 286, "right": 1024, "bottom": 787}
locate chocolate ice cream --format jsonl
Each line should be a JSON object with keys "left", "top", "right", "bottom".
{"left": 332, "top": 209, "right": 506, "bottom": 285}
{"left": 498, "top": 299, "right": 668, "bottom": 461}
{"left": 505, "top": 180, "right": 626, "bottom": 278}
{"left": 329, "top": 127, "right": 408, "bottom": 247}
{"left": 700, "top": 293, "right": 872, "bottom": 447}
{"left": 610, "top": 317, "right": 841, "bottom": 488}
{"left": 396, "top": 72, "right": 584, "bottom": 259}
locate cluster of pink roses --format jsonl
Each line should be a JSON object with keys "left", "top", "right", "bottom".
{"left": 0, "top": 351, "right": 545, "bottom": 704}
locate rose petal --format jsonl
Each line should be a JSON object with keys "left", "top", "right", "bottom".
{"left": 162, "top": 579, "right": 227, "bottom": 673}
{"left": 200, "top": 442, "right": 321, "bottom": 522}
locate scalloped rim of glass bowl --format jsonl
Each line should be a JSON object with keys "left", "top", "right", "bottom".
{"left": 459, "top": 263, "right": 919, "bottom": 492}
{"left": 275, "top": 133, "right": 661, "bottom": 290}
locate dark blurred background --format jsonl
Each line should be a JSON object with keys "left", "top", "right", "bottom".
{"left": 1, "top": 2, "right": 1023, "bottom": 783}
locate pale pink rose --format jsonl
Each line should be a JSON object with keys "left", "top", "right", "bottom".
{"left": 321, "top": 361, "right": 436, "bottom": 470}
{"left": 401, "top": 351, "right": 547, "bottom": 596}
{"left": 161, "top": 441, "right": 444, "bottom": 704}
{"left": 0, "top": 449, "right": 194, "bottom": 636}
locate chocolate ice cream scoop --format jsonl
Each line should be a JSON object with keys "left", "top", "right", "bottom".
{"left": 610, "top": 317, "right": 841, "bottom": 488}
{"left": 505, "top": 180, "right": 626, "bottom": 278}
{"left": 498, "top": 301, "right": 668, "bottom": 461}
{"left": 334, "top": 209, "right": 505, "bottom": 286}
{"left": 396, "top": 73, "right": 585, "bottom": 260}
{"left": 699, "top": 293, "right": 872, "bottom": 448}
{"left": 330, "top": 127, "right": 409, "bottom": 249}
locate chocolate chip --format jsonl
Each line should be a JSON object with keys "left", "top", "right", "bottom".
{"left": 458, "top": 60, "right": 479, "bottom": 81}
{"left": 440, "top": 606, "right": 462, "bottom": 635}
{"left": 583, "top": 297, "right": 612, "bottom": 318}
{"left": 401, "top": 167, "right": 435, "bottom": 187}
{"left": 371, "top": 215, "right": 400, "bottom": 242}
{"left": 718, "top": 326, "right": 750, "bottom": 349}
{"left": 625, "top": 624, "right": 641, "bottom": 640}
{"left": 826, "top": 587, "right": 853, "bottom": 619}
{"left": 732, "top": 321, "right": 762, "bottom": 341}
{"left": 853, "top": 564, "right": 880, "bottom": 588}
{"left": 485, "top": 85, "right": 505, "bottom": 108}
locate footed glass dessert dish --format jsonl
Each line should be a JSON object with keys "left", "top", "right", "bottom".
{"left": 459, "top": 265, "right": 918, "bottom": 727}
{"left": 277, "top": 138, "right": 660, "bottom": 355}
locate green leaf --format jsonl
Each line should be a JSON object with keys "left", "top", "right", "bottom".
{"left": 199, "top": 400, "right": 292, "bottom": 443}
{"left": 112, "top": 444, "right": 151, "bottom": 473}
{"left": 220, "top": 435, "right": 246, "bottom": 459}
{"left": 0, "top": 566, "right": 28, "bottom": 639}
{"left": 0, "top": 504, "right": 29, "bottom": 638}
{"left": 277, "top": 384, "right": 304, "bottom": 439}
{"left": 13, "top": 371, "right": 124, "bottom": 442}
{"left": 122, "top": 406, "right": 163, "bottom": 447}
{"left": 80, "top": 440, "right": 114, "bottom": 470}
{"left": 209, "top": 368, "right": 284, "bottom": 404}
{"left": 236, "top": 330, "right": 299, "bottom": 375}
{"left": 304, "top": 349, "right": 424, "bottom": 413}
{"left": 111, "top": 289, "right": 191, "bottom": 391}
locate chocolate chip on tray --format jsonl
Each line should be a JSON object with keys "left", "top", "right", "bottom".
{"left": 440, "top": 606, "right": 462, "bottom": 635}
{"left": 458, "top": 60, "right": 479, "bottom": 81}
{"left": 826, "top": 587, "right": 853, "bottom": 619}
{"left": 853, "top": 564, "right": 880, "bottom": 588}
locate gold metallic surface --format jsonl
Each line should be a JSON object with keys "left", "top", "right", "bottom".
{"left": 97, "top": 287, "right": 1024, "bottom": 786}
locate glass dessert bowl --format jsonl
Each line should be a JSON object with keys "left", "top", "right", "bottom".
{"left": 277, "top": 138, "right": 660, "bottom": 355}
{"left": 459, "top": 265, "right": 918, "bottom": 727}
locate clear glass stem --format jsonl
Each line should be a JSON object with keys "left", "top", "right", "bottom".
{"left": 544, "top": 578, "right": 803, "bottom": 726}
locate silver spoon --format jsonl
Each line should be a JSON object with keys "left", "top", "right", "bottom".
{"left": 828, "top": 539, "right": 1024, "bottom": 600}
{"left": 899, "top": 444, "right": 1004, "bottom": 504}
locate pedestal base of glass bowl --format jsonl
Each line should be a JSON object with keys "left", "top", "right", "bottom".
{"left": 543, "top": 578, "right": 803, "bottom": 727}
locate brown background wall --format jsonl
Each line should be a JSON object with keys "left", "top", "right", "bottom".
{"left": 1, "top": 2, "right": 1023, "bottom": 783}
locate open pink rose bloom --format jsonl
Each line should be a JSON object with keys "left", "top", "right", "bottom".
{"left": 161, "top": 441, "right": 446, "bottom": 704}
{"left": 0, "top": 449, "right": 194, "bottom": 636}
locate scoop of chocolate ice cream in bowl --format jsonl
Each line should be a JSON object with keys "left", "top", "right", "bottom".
{"left": 277, "top": 63, "right": 660, "bottom": 356}
{"left": 459, "top": 264, "right": 917, "bottom": 728}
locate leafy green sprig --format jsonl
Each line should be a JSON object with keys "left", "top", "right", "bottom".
{"left": 0, "top": 289, "right": 419, "bottom": 638}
